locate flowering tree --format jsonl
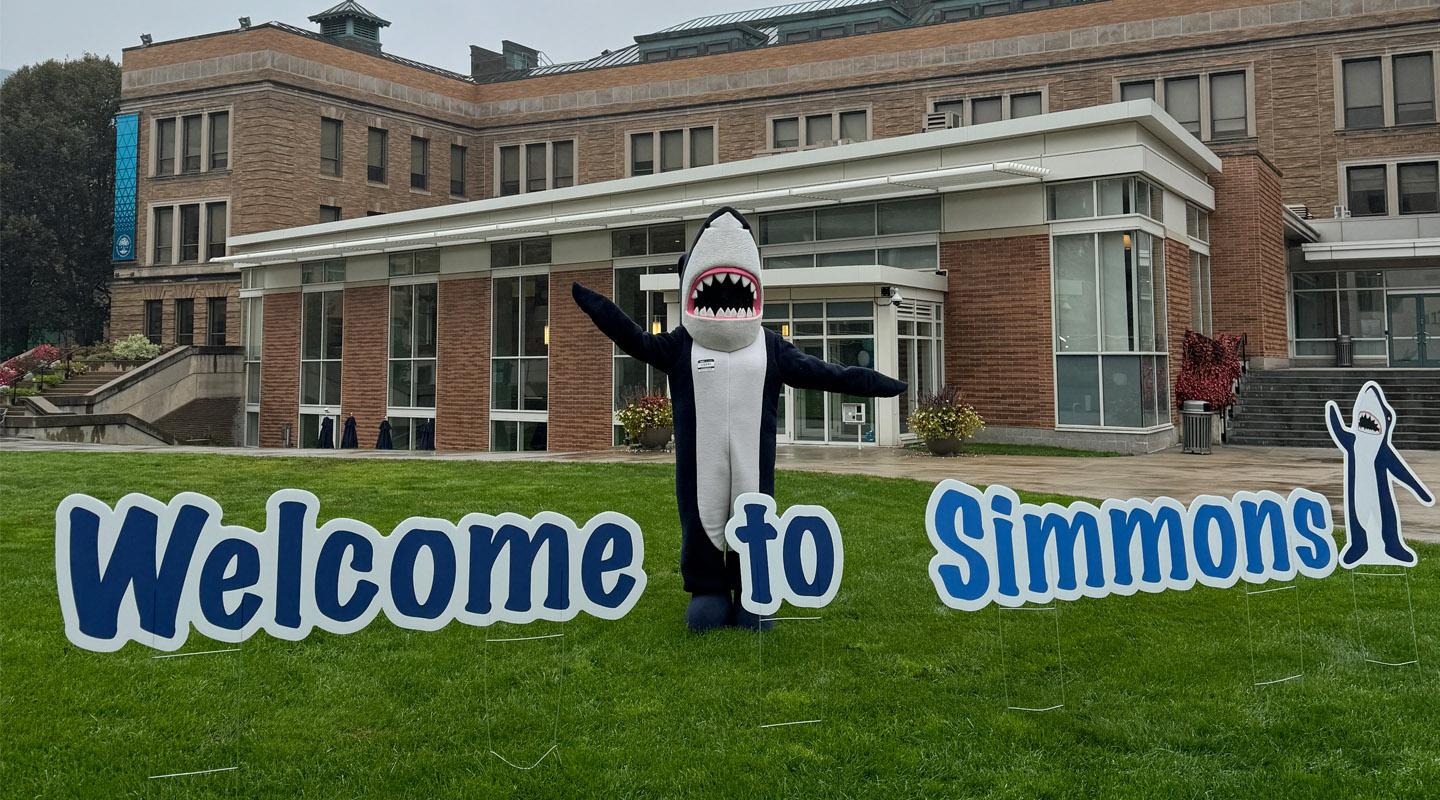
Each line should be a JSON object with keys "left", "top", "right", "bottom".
{"left": 1175, "top": 330, "right": 1244, "bottom": 410}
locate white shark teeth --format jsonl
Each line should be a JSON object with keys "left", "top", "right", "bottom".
{"left": 702, "top": 275, "right": 714, "bottom": 288}
{"left": 739, "top": 275, "right": 753, "bottom": 290}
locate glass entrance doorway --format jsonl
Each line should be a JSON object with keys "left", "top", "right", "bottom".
{"left": 764, "top": 300, "right": 877, "bottom": 444}
{"left": 1388, "top": 293, "right": 1440, "bottom": 367}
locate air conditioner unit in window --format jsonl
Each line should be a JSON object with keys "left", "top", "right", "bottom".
{"left": 923, "top": 111, "right": 961, "bottom": 131}
{"left": 1332, "top": 205, "right": 1351, "bottom": 219}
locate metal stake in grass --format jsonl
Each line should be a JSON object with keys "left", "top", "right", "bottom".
{"left": 1350, "top": 568, "right": 1421, "bottom": 669}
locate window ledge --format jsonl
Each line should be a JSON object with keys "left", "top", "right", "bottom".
{"left": 367, "top": 180, "right": 389, "bottom": 188}
{"left": 150, "top": 169, "right": 232, "bottom": 181}
{"left": 1335, "top": 122, "right": 1439, "bottom": 135}
{"left": 318, "top": 173, "right": 345, "bottom": 182}
{"left": 410, "top": 187, "right": 432, "bottom": 196}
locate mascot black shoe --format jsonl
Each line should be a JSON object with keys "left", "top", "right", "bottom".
{"left": 572, "top": 207, "right": 906, "bottom": 632}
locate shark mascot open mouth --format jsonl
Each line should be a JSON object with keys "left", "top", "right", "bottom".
{"left": 572, "top": 207, "right": 906, "bottom": 631}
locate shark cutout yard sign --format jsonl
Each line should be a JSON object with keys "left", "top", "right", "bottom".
{"left": 926, "top": 382, "right": 1434, "bottom": 612}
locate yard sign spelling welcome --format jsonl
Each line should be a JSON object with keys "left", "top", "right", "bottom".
{"left": 55, "top": 383, "right": 1431, "bottom": 652}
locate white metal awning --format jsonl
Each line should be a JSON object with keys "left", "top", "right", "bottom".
{"left": 640, "top": 264, "right": 949, "bottom": 296}
{"left": 1301, "top": 238, "right": 1440, "bottom": 262}
{"left": 215, "top": 161, "right": 1047, "bottom": 267}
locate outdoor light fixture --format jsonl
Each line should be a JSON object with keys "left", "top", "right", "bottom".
{"left": 781, "top": 323, "right": 791, "bottom": 337}
{"left": 1122, "top": 233, "right": 1133, "bottom": 249}
{"left": 140, "top": 33, "right": 152, "bottom": 46}
{"left": 543, "top": 324, "right": 549, "bottom": 345}
{"left": 651, "top": 318, "right": 663, "bottom": 335}
{"left": 239, "top": 17, "right": 251, "bottom": 29}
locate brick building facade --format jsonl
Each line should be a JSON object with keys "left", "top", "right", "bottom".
{"left": 111, "top": 0, "right": 1440, "bottom": 452}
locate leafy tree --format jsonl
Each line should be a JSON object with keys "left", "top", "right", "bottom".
{"left": 0, "top": 55, "right": 120, "bottom": 355}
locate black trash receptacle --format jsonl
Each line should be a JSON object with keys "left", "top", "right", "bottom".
{"left": 1336, "top": 334, "right": 1353, "bottom": 368}
{"left": 1181, "top": 400, "right": 1213, "bottom": 455}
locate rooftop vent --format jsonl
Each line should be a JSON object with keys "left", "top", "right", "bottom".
{"left": 309, "top": 1, "right": 390, "bottom": 53}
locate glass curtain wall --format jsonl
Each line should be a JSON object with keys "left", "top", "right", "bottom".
{"left": 1053, "top": 230, "right": 1169, "bottom": 429}
{"left": 897, "top": 302, "right": 944, "bottom": 434}
{"left": 491, "top": 273, "right": 549, "bottom": 451}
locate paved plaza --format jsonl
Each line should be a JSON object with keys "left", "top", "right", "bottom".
{"left": 7, "top": 437, "right": 1437, "bottom": 542}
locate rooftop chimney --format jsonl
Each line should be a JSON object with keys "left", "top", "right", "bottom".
{"left": 471, "top": 40, "right": 540, "bottom": 79}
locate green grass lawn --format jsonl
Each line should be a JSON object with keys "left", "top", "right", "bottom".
{"left": 3, "top": 452, "right": 1438, "bottom": 798}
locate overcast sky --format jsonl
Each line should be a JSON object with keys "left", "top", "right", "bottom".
{"left": 0, "top": 0, "right": 727, "bottom": 73}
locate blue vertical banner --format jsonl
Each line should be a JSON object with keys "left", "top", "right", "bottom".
{"left": 111, "top": 112, "right": 139, "bottom": 262}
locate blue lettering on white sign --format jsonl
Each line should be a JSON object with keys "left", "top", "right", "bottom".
{"left": 724, "top": 493, "right": 844, "bottom": 617}
{"left": 54, "top": 490, "right": 647, "bottom": 652}
{"left": 925, "top": 480, "right": 1337, "bottom": 612}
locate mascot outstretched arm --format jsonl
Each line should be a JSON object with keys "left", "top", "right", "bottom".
{"left": 573, "top": 206, "right": 906, "bottom": 631}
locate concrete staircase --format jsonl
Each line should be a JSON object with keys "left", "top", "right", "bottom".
{"left": 1229, "top": 369, "right": 1440, "bottom": 450}
{"left": 42, "top": 371, "right": 128, "bottom": 398}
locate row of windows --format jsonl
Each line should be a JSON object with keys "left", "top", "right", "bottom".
{"left": 153, "top": 111, "right": 228, "bottom": 176}
{"left": 142, "top": 297, "right": 227, "bottom": 346}
{"left": 1340, "top": 51, "right": 1436, "bottom": 130}
{"left": 1119, "top": 71, "right": 1249, "bottom": 141}
{"left": 151, "top": 201, "right": 226, "bottom": 265}
{"left": 1344, "top": 159, "right": 1439, "bottom": 217}
{"left": 320, "top": 118, "right": 469, "bottom": 196}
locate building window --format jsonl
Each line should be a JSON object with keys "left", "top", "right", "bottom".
{"left": 1209, "top": 71, "right": 1247, "bottom": 140}
{"left": 1341, "top": 51, "right": 1436, "bottom": 129}
{"left": 242, "top": 297, "right": 262, "bottom": 447}
{"left": 896, "top": 302, "right": 945, "bottom": 436}
{"left": 1120, "top": 80, "right": 1155, "bottom": 101}
{"left": 1190, "top": 253, "right": 1212, "bottom": 337}
{"left": 383, "top": 416, "right": 436, "bottom": 451}
{"left": 450, "top": 144, "right": 466, "bottom": 196}
{"left": 1399, "top": 161, "right": 1439, "bottom": 215}
{"left": 1119, "top": 71, "right": 1252, "bottom": 139}
{"left": 1291, "top": 271, "right": 1388, "bottom": 358}
{"left": 758, "top": 197, "right": 941, "bottom": 270}
{"left": 929, "top": 91, "right": 1045, "bottom": 126}
{"left": 1052, "top": 230, "right": 1169, "bottom": 429}
{"left": 207, "top": 297, "right": 227, "bottom": 346}
{"left": 320, "top": 117, "right": 343, "bottom": 177}
{"left": 301, "top": 290, "right": 343, "bottom": 406}
{"left": 1164, "top": 76, "right": 1201, "bottom": 137}
{"left": 387, "top": 249, "right": 440, "bottom": 277}
{"left": 302, "top": 258, "right": 347, "bottom": 285}
{"left": 144, "top": 300, "right": 163, "bottom": 344}
{"left": 628, "top": 126, "right": 715, "bottom": 176}
{"left": 1394, "top": 52, "right": 1436, "bottom": 125}
{"left": 175, "top": 298, "right": 194, "bottom": 345}
{"left": 410, "top": 136, "right": 428, "bottom": 190}
{"left": 613, "top": 263, "right": 677, "bottom": 437}
{"left": 389, "top": 282, "right": 438, "bottom": 408}
{"left": 611, "top": 223, "right": 686, "bottom": 258}
{"left": 491, "top": 274, "right": 548, "bottom": 410}
{"left": 209, "top": 111, "right": 229, "bottom": 170}
{"left": 761, "top": 301, "right": 879, "bottom": 443}
{"left": 181, "top": 115, "right": 203, "bottom": 173}
{"left": 1046, "top": 177, "right": 1162, "bottom": 222}
{"left": 1342, "top": 57, "right": 1383, "bottom": 129}
{"left": 770, "top": 110, "right": 868, "bottom": 150}
{"left": 1185, "top": 204, "right": 1210, "bottom": 243}
{"left": 497, "top": 139, "right": 575, "bottom": 196}
{"left": 152, "top": 207, "right": 173, "bottom": 263}
{"left": 1346, "top": 165, "right": 1388, "bottom": 216}
{"left": 320, "top": 205, "right": 341, "bottom": 223}
{"left": 156, "top": 117, "right": 176, "bottom": 175}
{"left": 179, "top": 204, "right": 200, "bottom": 262}
{"left": 491, "top": 237, "right": 551, "bottom": 268}
{"left": 206, "top": 202, "right": 227, "bottom": 261}
{"left": 367, "top": 128, "right": 387, "bottom": 183}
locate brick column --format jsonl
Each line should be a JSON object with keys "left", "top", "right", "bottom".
{"left": 1164, "top": 237, "right": 1193, "bottom": 426}
{"left": 258, "top": 291, "right": 300, "bottom": 448}
{"left": 340, "top": 284, "right": 390, "bottom": 448}
{"left": 548, "top": 267, "right": 614, "bottom": 451}
{"left": 941, "top": 235, "right": 1054, "bottom": 429}
{"left": 436, "top": 276, "right": 490, "bottom": 450}
{"left": 1209, "top": 152, "right": 1289, "bottom": 362}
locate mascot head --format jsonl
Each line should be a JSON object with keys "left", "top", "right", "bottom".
{"left": 680, "top": 207, "right": 763, "bottom": 352}
{"left": 1351, "top": 380, "right": 1395, "bottom": 444}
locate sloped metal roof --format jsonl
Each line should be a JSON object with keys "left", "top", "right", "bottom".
{"left": 655, "top": 0, "right": 886, "bottom": 33}
{"left": 308, "top": 1, "right": 391, "bottom": 26}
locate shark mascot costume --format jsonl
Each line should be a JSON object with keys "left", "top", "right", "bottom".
{"left": 572, "top": 207, "right": 906, "bottom": 631}
{"left": 1326, "top": 381, "right": 1434, "bottom": 567}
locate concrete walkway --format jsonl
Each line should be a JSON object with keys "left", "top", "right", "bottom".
{"left": 4, "top": 436, "right": 1437, "bottom": 542}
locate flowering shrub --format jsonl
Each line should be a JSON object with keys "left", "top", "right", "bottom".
{"left": 110, "top": 334, "right": 162, "bottom": 361}
{"left": 1, "top": 343, "right": 61, "bottom": 385}
{"left": 616, "top": 394, "right": 674, "bottom": 440}
{"left": 30, "top": 344, "right": 60, "bottom": 364}
{"left": 908, "top": 385, "right": 985, "bottom": 442}
{"left": 1175, "top": 330, "right": 1244, "bottom": 410}
{"left": 0, "top": 365, "right": 18, "bottom": 388}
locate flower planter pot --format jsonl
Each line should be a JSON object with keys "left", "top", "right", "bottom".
{"left": 637, "top": 427, "right": 673, "bottom": 450}
{"left": 924, "top": 437, "right": 965, "bottom": 456}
